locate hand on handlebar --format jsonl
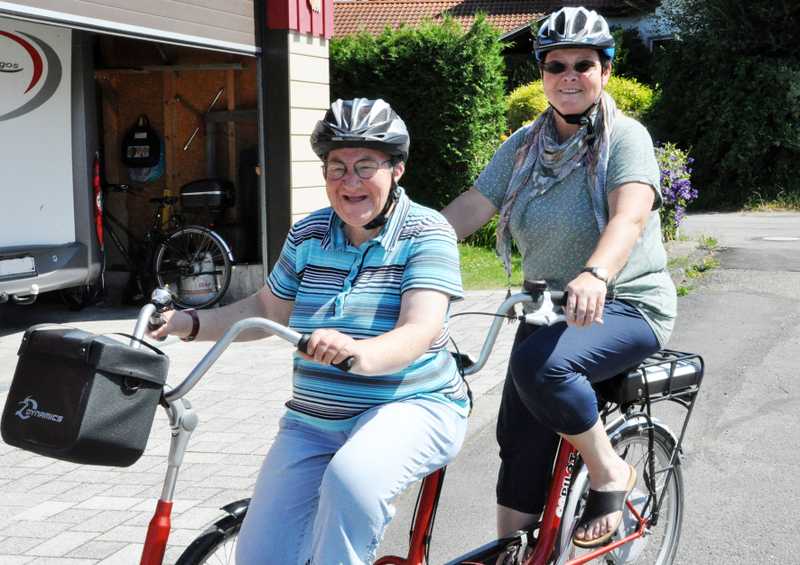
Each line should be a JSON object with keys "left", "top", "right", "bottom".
{"left": 298, "top": 329, "right": 360, "bottom": 373}
{"left": 147, "top": 309, "right": 193, "bottom": 341}
{"left": 565, "top": 273, "right": 607, "bottom": 327}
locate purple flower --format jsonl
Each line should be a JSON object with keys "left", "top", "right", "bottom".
{"left": 655, "top": 142, "right": 697, "bottom": 240}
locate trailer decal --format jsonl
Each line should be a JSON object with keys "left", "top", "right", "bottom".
{"left": 0, "top": 30, "right": 61, "bottom": 121}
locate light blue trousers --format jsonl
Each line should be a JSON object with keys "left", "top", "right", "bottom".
{"left": 235, "top": 398, "right": 468, "bottom": 565}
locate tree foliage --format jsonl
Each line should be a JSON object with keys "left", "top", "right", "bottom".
{"left": 329, "top": 16, "right": 507, "bottom": 209}
{"left": 649, "top": 0, "right": 800, "bottom": 207}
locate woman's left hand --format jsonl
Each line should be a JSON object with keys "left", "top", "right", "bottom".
{"left": 565, "top": 273, "right": 607, "bottom": 327}
{"left": 301, "top": 328, "right": 363, "bottom": 371}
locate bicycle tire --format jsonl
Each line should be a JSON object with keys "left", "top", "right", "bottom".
{"left": 175, "top": 513, "right": 243, "bottom": 565}
{"left": 555, "top": 421, "right": 684, "bottom": 565}
{"left": 153, "top": 226, "right": 233, "bottom": 309}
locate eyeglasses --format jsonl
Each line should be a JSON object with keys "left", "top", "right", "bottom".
{"left": 323, "top": 158, "right": 394, "bottom": 181}
{"left": 540, "top": 59, "right": 598, "bottom": 75}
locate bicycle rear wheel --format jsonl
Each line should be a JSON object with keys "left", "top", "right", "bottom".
{"left": 556, "top": 422, "right": 684, "bottom": 564}
{"left": 153, "top": 226, "right": 233, "bottom": 309}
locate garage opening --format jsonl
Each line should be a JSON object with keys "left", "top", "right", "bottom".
{"left": 93, "top": 34, "right": 263, "bottom": 305}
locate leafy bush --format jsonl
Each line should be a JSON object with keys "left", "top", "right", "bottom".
{"left": 655, "top": 143, "right": 697, "bottom": 241}
{"left": 605, "top": 77, "right": 654, "bottom": 120}
{"left": 649, "top": 0, "right": 800, "bottom": 207}
{"left": 506, "top": 76, "right": 655, "bottom": 131}
{"left": 464, "top": 214, "right": 499, "bottom": 249}
{"left": 330, "top": 16, "right": 507, "bottom": 209}
{"left": 507, "top": 81, "right": 548, "bottom": 131}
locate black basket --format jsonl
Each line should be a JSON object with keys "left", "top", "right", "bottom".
{"left": 1, "top": 326, "right": 168, "bottom": 467}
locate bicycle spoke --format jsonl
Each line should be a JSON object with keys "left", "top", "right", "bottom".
{"left": 155, "top": 227, "right": 232, "bottom": 309}
{"left": 558, "top": 427, "right": 682, "bottom": 564}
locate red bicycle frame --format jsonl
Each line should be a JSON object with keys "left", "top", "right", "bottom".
{"left": 140, "top": 500, "right": 173, "bottom": 565}
{"left": 375, "top": 439, "right": 651, "bottom": 565}
{"left": 375, "top": 468, "right": 447, "bottom": 565}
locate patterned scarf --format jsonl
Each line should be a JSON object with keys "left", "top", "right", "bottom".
{"left": 495, "top": 91, "right": 618, "bottom": 281}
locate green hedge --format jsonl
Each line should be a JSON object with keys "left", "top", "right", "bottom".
{"left": 330, "top": 16, "right": 507, "bottom": 209}
{"left": 649, "top": 0, "right": 800, "bottom": 207}
{"left": 507, "top": 76, "right": 655, "bottom": 131}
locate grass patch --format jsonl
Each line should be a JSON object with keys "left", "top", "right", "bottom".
{"left": 459, "top": 244, "right": 523, "bottom": 289}
{"left": 697, "top": 234, "right": 718, "bottom": 250}
{"left": 743, "top": 191, "right": 800, "bottom": 211}
{"left": 685, "top": 257, "right": 719, "bottom": 279}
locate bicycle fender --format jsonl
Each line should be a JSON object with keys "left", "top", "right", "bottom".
{"left": 607, "top": 415, "right": 679, "bottom": 456}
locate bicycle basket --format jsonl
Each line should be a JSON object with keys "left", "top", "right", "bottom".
{"left": 1, "top": 325, "right": 168, "bottom": 467}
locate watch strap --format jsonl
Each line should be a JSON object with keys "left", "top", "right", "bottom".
{"left": 180, "top": 309, "right": 200, "bottom": 342}
{"left": 581, "top": 267, "right": 608, "bottom": 283}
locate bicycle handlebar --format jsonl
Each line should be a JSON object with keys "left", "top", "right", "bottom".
{"left": 162, "top": 317, "right": 307, "bottom": 402}
{"left": 136, "top": 281, "right": 561, "bottom": 402}
{"left": 460, "top": 282, "right": 567, "bottom": 378}
{"left": 132, "top": 290, "right": 355, "bottom": 403}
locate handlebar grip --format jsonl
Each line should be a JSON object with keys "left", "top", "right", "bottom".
{"left": 333, "top": 356, "right": 355, "bottom": 372}
{"left": 147, "top": 313, "right": 167, "bottom": 342}
{"left": 297, "top": 334, "right": 355, "bottom": 373}
{"left": 549, "top": 291, "right": 568, "bottom": 306}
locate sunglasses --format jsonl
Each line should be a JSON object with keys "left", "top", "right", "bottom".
{"left": 540, "top": 59, "right": 598, "bottom": 75}
{"left": 323, "top": 158, "right": 394, "bottom": 181}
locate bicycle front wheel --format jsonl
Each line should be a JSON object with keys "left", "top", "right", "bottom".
{"left": 176, "top": 513, "right": 243, "bottom": 565}
{"left": 556, "top": 422, "right": 684, "bottom": 565}
{"left": 154, "top": 226, "right": 233, "bottom": 309}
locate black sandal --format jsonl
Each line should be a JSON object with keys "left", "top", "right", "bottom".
{"left": 572, "top": 464, "right": 637, "bottom": 548}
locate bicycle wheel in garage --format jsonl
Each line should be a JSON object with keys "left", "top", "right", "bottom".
{"left": 153, "top": 226, "right": 233, "bottom": 309}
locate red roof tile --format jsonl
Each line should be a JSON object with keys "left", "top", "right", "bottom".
{"left": 333, "top": 1, "right": 658, "bottom": 37}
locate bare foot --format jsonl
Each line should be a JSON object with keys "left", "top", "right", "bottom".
{"left": 573, "top": 459, "right": 633, "bottom": 544}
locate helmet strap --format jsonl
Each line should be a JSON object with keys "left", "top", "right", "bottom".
{"left": 549, "top": 98, "right": 600, "bottom": 137}
{"left": 362, "top": 178, "right": 399, "bottom": 230}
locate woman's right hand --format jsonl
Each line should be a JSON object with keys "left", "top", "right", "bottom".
{"left": 147, "top": 309, "right": 192, "bottom": 341}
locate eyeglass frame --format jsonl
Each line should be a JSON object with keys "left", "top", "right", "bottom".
{"left": 322, "top": 157, "right": 398, "bottom": 181}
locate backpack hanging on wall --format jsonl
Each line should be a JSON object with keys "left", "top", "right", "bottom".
{"left": 122, "top": 114, "right": 164, "bottom": 183}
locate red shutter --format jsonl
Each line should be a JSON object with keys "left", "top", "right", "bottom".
{"left": 266, "top": 0, "right": 332, "bottom": 39}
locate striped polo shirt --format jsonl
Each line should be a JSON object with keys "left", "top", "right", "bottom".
{"left": 268, "top": 187, "right": 469, "bottom": 430}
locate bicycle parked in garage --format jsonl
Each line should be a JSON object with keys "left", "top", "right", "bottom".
{"left": 100, "top": 179, "right": 234, "bottom": 310}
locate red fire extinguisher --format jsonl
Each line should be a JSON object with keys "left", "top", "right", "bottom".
{"left": 93, "top": 152, "right": 104, "bottom": 250}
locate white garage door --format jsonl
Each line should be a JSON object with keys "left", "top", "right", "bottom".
{"left": 0, "top": 0, "right": 257, "bottom": 54}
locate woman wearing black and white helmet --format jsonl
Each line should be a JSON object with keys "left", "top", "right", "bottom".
{"left": 443, "top": 6, "right": 676, "bottom": 550}
{"left": 153, "top": 98, "right": 468, "bottom": 564}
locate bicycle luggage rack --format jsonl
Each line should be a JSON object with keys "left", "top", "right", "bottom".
{"left": 595, "top": 349, "right": 705, "bottom": 410}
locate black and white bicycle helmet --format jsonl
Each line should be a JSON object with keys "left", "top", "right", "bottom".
{"left": 534, "top": 7, "right": 615, "bottom": 62}
{"left": 310, "top": 98, "right": 410, "bottom": 162}
{"left": 311, "top": 98, "right": 410, "bottom": 229}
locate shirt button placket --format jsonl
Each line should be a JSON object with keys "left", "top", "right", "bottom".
{"left": 335, "top": 249, "right": 361, "bottom": 317}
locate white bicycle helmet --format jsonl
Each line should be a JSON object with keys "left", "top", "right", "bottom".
{"left": 534, "top": 7, "right": 615, "bottom": 62}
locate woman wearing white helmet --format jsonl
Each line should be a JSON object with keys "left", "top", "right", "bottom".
{"left": 153, "top": 98, "right": 469, "bottom": 564}
{"left": 443, "top": 6, "right": 676, "bottom": 550}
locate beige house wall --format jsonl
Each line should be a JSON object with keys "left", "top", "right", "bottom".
{"left": 287, "top": 30, "right": 330, "bottom": 224}
{"left": 0, "top": 0, "right": 256, "bottom": 53}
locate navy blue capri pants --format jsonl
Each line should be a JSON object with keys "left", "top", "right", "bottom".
{"left": 496, "top": 299, "right": 660, "bottom": 515}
